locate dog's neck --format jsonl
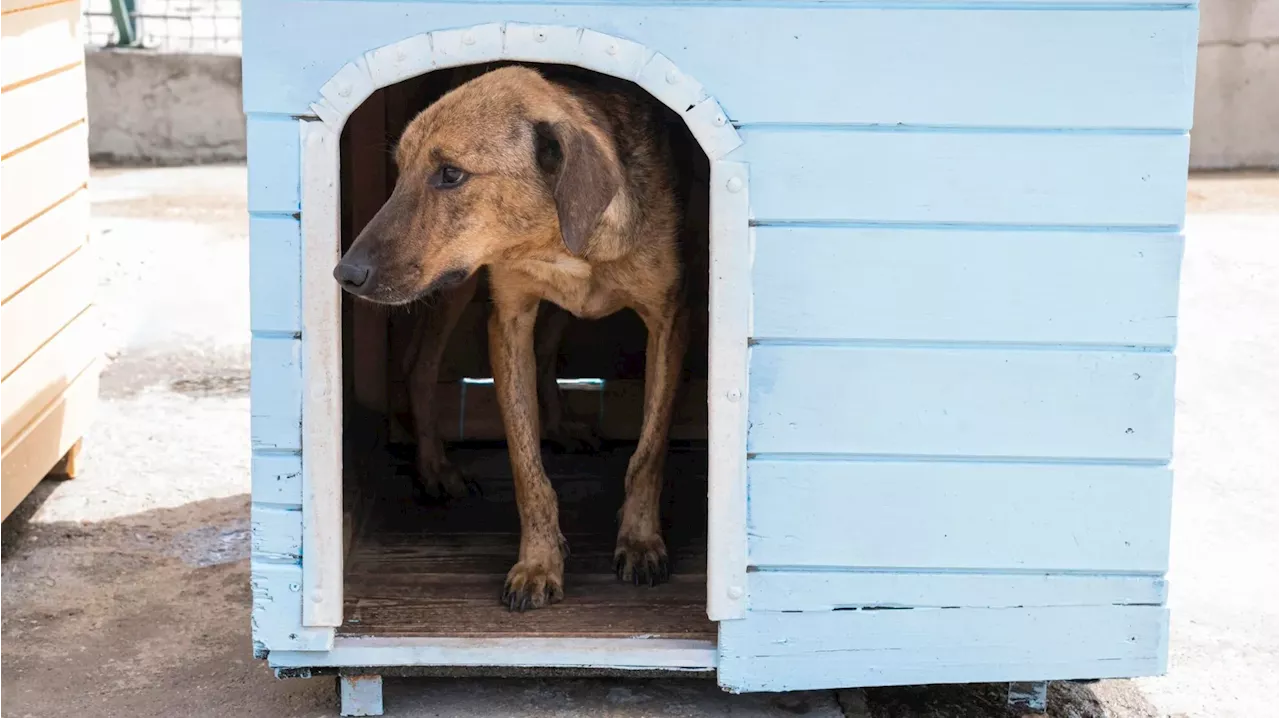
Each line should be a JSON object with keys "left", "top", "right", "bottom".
{"left": 580, "top": 189, "right": 635, "bottom": 262}
{"left": 497, "top": 250, "right": 625, "bottom": 320}
{"left": 491, "top": 189, "right": 640, "bottom": 320}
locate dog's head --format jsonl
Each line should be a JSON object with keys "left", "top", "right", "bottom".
{"left": 333, "top": 66, "right": 624, "bottom": 304}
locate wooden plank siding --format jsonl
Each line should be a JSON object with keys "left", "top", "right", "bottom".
{"left": 746, "top": 461, "right": 1173, "bottom": 573}
{"left": 242, "top": 2, "right": 1198, "bottom": 130}
{"left": 752, "top": 228, "right": 1184, "bottom": 348}
{"left": 248, "top": 111, "right": 322, "bottom": 650}
{"left": 719, "top": 606, "right": 1169, "bottom": 692}
{"left": 0, "top": 0, "right": 92, "bottom": 519}
{"left": 740, "top": 130, "right": 1189, "bottom": 228}
{"left": 0, "top": 0, "right": 82, "bottom": 93}
{"left": 746, "top": 346, "right": 1176, "bottom": 461}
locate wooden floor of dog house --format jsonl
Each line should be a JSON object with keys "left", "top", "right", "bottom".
{"left": 341, "top": 443, "right": 713, "bottom": 640}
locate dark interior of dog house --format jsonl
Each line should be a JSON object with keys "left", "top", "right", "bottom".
{"left": 336, "top": 63, "right": 713, "bottom": 641}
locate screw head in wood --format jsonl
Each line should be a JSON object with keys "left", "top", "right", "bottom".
{"left": 606, "top": 42, "right": 618, "bottom": 56}
{"left": 666, "top": 68, "right": 681, "bottom": 85}
{"left": 726, "top": 388, "right": 742, "bottom": 402}
{"left": 726, "top": 177, "right": 743, "bottom": 194}
{"left": 535, "top": 30, "right": 547, "bottom": 42}
{"left": 714, "top": 114, "right": 727, "bottom": 127}
{"left": 462, "top": 31, "right": 476, "bottom": 45}
{"left": 728, "top": 586, "right": 744, "bottom": 599}
{"left": 336, "top": 84, "right": 351, "bottom": 98}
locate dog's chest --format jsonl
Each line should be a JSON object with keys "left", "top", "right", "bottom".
{"left": 502, "top": 256, "right": 627, "bottom": 320}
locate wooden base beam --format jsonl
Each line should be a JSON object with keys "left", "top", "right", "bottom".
{"left": 339, "top": 674, "right": 383, "bottom": 717}
{"left": 50, "top": 438, "right": 82, "bottom": 479}
{"left": 1007, "top": 681, "right": 1049, "bottom": 716}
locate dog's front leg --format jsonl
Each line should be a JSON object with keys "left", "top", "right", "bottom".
{"left": 404, "top": 274, "right": 478, "bottom": 499}
{"left": 615, "top": 304, "right": 689, "bottom": 586}
{"left": 491, "top": 296, "right": 566, "bottom": 611}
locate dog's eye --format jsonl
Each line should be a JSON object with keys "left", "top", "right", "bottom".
{"left": 430, "top": 165, "right": 468, "bottom": 189}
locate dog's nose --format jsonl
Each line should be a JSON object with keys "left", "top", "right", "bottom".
{"left": 333, "top": 261, "right": 371, "bottom": 290}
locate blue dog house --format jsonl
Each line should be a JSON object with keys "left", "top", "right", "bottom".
{"left": 244, "top": 2, "right": 1195, "bottom": 714}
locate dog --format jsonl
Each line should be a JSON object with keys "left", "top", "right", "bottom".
{"left": 334, "top": 66, "right": 689, "bottom": 611}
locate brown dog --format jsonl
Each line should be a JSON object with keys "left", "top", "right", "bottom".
{"left": 334, "top": 66, "right": 688, "bottom": 611}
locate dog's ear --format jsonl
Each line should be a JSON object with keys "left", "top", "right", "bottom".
{"left": 534, "top": 120, "right": 620, "bottom": 256}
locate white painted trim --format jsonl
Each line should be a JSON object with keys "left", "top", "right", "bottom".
{"left": 268, "top": 636, "right": 718, "bottom": 671}
{"left": 314, "top": 23, "right": 745, "bottom": 161}
{"left": 298, "top": 24, "right": 753, "bottom": 637}
{"left": 707, "top": 160, "right": 751, "bottom": 621}
{"left": 300, "top": 119, "right": 345, "bottom": 628}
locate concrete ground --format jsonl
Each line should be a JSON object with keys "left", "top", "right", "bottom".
{"left": 1, "top": 167, "right": 1275, "bottom": 717}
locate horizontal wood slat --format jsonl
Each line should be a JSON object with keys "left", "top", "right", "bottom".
{"left": 267, "top": 636, "right": 717, "bottom": 671}
{"left": 752, "top": 228, "right": 1184, "bottom": 347}
{"left": 242, "top": 3, "right": 1197, "bottom": 130}
{"left": 246, "top": 116, "right": 302, "bottom": 213}
{"left": 1, "top": 120, "right": 87, "bottom": 237}
{"left": 252, "top": 452, "right": 303, "bottom": 506}
{"left": 252, "top": 505, "right": 303, "bottom": 561}
{"left": 746, "top": 460, "right": 1172, "bottom": 572}
{"left": 718, "top": 605, "right": 1168, "bottom": 691}
{"left": 747, "top": 345, "right": 1175, "bottom": 461}
{"left": 741, "top": 129, "right": 1189, "bottom": 226}
{"left": 0, "top": 245, "right": 93, "bottom": 379}
{"left": 747, "top": 572, "right": 1167, "bottom": 612}
{"left": 1, "top": 307, "right": 97, "bottom": 447}
{"left": 249, "top": 215, "right": 303, "bottom": 333}
{"left": 250, "top": 336, "right": 303, "bottom": 451}
{"left": 1, "top": 0, "right": 81, "bottom": 91}
{"left": 1, "top": 363, "right": 95, "bottom": 519}
{"left": 2, "top": 0, "right": 79, "bottom": 15}
{"left": 0, "top": 189, "right": 86, "bottom": 303}
{"left": 0, "top": 64, "right": 85, "bottom": 157}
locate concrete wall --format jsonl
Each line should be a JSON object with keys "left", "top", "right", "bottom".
{"left": 86, "top": 8, "right": 1276, "bottom": 169}
{"left": 1191, "top": 0, "right": 1278, "bottom": 169}
{"left": 86, "top": 50, "right": 245, "bottom": 165}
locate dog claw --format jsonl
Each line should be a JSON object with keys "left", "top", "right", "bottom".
{"left": 614, "top": 536, "right": 670, "bottom": 587}
{"left": 500, "top": 559, "right": 565, "bottom": 612}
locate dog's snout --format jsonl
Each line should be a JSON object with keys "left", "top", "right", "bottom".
{"left": 333, "top": 261, "right": 371, "bottom": 291}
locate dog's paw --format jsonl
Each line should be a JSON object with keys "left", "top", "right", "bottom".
{"left": 544, "top": 420, "right": 601, "bottom": 455}
{"left": 614, "top": 533, "right": 669, "bottom": 587}
{"left": 412, "top": 457, "right": 480, "bottom": 504}
{"left": 501, "top": 557, "right": 565, "bottom": 612}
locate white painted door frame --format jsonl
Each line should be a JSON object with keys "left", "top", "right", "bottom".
{"left": 295, "top": 24, "right": 753, "bottom": 656}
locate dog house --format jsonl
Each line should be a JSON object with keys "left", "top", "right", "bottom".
{"left": 244, "top": 2, "right": 1197, "bottom": 715}
{"left": 2, "top": 0, "right": 95, "bottom": 519}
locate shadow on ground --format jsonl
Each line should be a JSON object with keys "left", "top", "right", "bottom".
{"left": 2, "top": 494, "right": 332, "bottom": 717}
